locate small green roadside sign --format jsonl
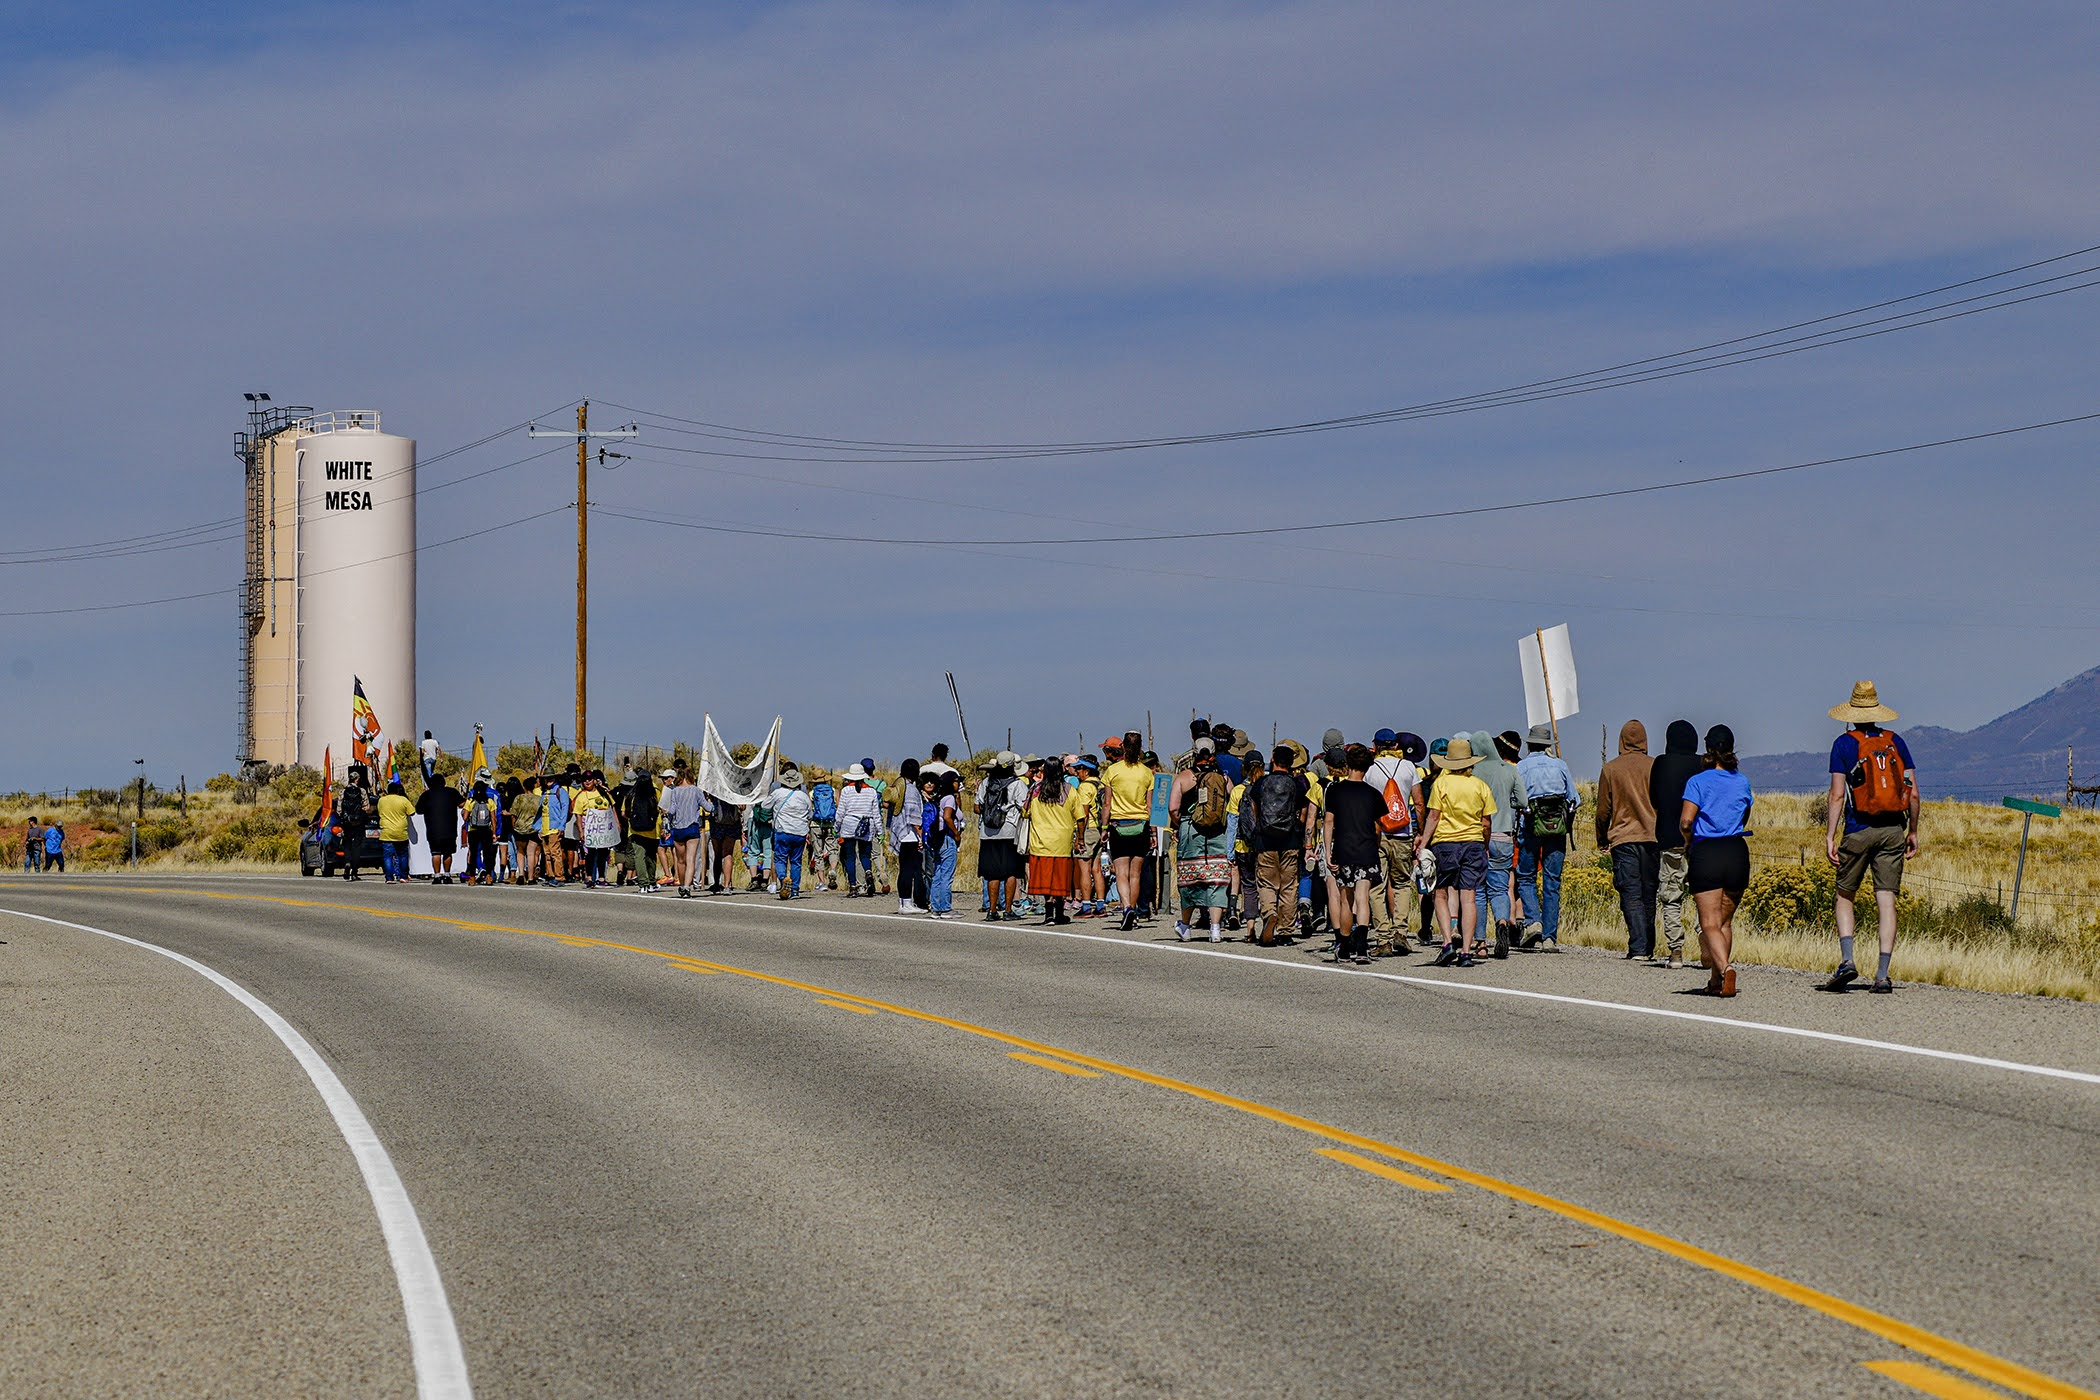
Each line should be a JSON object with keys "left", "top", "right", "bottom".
{"left": 2001, "top": 796, "right": 2061, "bottom": 922}
{"left": 2003, "top": 796, "right": 2062, "bottom": 818}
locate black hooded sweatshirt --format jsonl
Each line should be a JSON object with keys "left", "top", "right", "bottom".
{"left": 1648, "top": 720, "right": 1704, "bottom": 850}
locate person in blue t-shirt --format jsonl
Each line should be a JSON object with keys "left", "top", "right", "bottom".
{"left": 43, "top": 821, "right": 65, "bottom": 872}
{"left": 1820, "top": 681, "right": 1919, "bottom": 995}
{"left": 1678, "top": 724, "right": 1752, "bottom": 998}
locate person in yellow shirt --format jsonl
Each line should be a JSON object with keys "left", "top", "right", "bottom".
{"left": 1101, "top": 729, "right": 1156, "bottom": 931}
{"left": 1023, "top": 756, "right": 1081, "bottom": 925}
{"left": 572, "top": 772, "right": 616, "bottom": 889}
{"left": 1415, "top": 735, "right": 1497, "bottom": 966}
{"left": 1071, "top": 757, "right": 1105, "bottom": 916}
{"left": 376, "top": 781, "right": 415, "bottom": 885}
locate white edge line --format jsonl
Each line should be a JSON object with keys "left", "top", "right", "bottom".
{"left": 2, "top": 907, "right": 473, "bottom": 1399}
{"left": 601, "top": 888, "right": 2100, "bottom": 1090}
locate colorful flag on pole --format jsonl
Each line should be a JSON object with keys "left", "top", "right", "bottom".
{"left": 350, "top": 676, "right": 384, "bottom": 771}
{"left": 469, "top": 725, "right": 489, "bottom": 777}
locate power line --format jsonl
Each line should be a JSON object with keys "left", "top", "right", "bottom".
{"left": 0, "top": 399, "right": 580, "bottom": 565}
{"left": 599, "top": 242, "right": 2100, "bottom": 459}
{"left": 594, "top": 407, "right": 2100, "bottom": 549}
{"left": 0, "top": 504, "right": 573, "bottom": 618}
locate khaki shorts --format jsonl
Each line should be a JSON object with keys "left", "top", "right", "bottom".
{"left": 1836, "top": 823, "right": 1907, "bottom": 898}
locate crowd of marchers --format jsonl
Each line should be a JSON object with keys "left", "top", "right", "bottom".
{"left": 308, "top": 680, "right": 1920, "bottom": 1000}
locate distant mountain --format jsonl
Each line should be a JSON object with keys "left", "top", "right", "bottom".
{"left": 1742, "top": 665, "right": 2100, "bottom": 800}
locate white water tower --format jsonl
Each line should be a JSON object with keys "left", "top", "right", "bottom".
{"left": 290, "top": 412, "right": 416, "bottom": 770}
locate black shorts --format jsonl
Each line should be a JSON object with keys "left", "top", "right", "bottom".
{"left": 1108, "top": 826, "right": 1150, "bottom": 859}
{"left": 1688, "top": 835, "right": 1750, "bottom": 895}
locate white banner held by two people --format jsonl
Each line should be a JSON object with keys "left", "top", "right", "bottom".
{"left": 698, "top": 714, "right": 783, "bottom": 806}
{"left": 1519, "top": 624, "right": 1580, "bottom": 751}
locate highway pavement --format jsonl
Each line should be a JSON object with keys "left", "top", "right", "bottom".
{"left": 2, "top": 871, "right": 2096, "bottom": 1398}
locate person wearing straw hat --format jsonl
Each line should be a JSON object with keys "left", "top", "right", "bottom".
{"left": 1415, "top": 735, "right": 1498, "bottom": 967}
{"left": 1820, "top": 681, "right": 1920, "bottom": 994}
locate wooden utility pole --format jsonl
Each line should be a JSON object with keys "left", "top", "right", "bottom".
{"left": 576, "top": 402, "right": 589, "bottom": 751}
{"left": 529, "top": 402, "right": 635, "bottom": 761}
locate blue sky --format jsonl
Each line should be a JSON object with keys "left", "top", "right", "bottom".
{"left": 3, "top": 1, "right": 2098, "bottom": 792}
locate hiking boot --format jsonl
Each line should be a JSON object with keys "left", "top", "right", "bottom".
{"left": 1492, "top": 923, "right": 1512, "bottom": 959}
{"left": 1819, "top": 961, "right": 1859, "bottom": 993}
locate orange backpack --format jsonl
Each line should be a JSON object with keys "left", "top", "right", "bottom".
{"left": 1847, "top": 730, "right": 1909, "bottom": 816}
{"left": 1376, "top": 761, "right": 1413, "bottom": 835}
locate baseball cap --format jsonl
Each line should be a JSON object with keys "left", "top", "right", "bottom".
{"left": 1374, "top": 727, "right": 1398, "bottom": 746}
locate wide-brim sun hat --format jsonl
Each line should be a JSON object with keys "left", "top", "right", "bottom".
{"left": 778, "top": 770, "right": 805, "bottom": 789}
{"left": 1396, "top": 732, "right": 1426, "bottom": 762}
{"left": 1441, "top": 736, "right": 1484, "bottom": 769}
{"left": 658, "top": 767, "right": 676, "bottom": 779}
{"left": 1830, "top": 680, "right": 1898, "bottom": 724}
{"left": 1526, "top": 722, "right": 1555, "bottom": 747}
{"left": 846, "top": 762, "right": 869, "bottom": 780}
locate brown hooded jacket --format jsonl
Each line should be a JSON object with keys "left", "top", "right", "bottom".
{"left": 1594, "top": 720, "right": 1656, "bottom": 849}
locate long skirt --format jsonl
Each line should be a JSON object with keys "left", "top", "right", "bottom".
{"left": 1027, "top": 854, "right": 1075, "bottom": 899}
{"left": 1176, "top": 820, "right": 1232, "bottom": 910}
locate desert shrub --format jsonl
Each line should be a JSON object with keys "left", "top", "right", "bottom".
{"left": 76, "top": 788, "right": 121, "bottom": 807}
{"left": 246, "top": 833, "right": 301, "bottom": 864}
{"left": 1741, "top": 864, "right": 1835, "bottom": 930}
{"left": 80, "top": 835, "right": 129, "bottom": 867}
{"left": 1560, "top": 864, "right": 1617, "bottom": 924}
{"left": 269, "top": 766, "right": 322, "bottom": 805}
{"left": 139, "top": 818, "right": 190, "bottom": 854}
{"left": 205, "top": 828, "right": 246, "bottom": 860}
{"left": 204, "top": 772, "right": 239, "bottom": 793}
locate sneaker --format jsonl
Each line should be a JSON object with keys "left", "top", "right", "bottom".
{"left": 1175, "top": 921, "right": 1191, "bottom": 941}
{"left": 1453, "top": 953, "right": 1477, "bottom": 968}
{"left": 1869, "top": 976, "right": 1895, "bottom": 994}
{"left": 1120, "top": 908, "right": 1138, "bottom": 933}
{"left": 1665, "top": 955, "right": 1683, "bottom": 970}
{"left": 1209, "top": 929, "right": 1223, "bottom": 943}
{"left": 1352, "top": 953, "right": 1370, "bottom": 966}
{"left": 1432, "top": 944, "right": 1459, "bottom": 967}
{"left": 1819, "top": 961, "right": 1859, "bottom": 993}
{"left": 983, "top": 912, "right": 1001, "bottom": 924}
{"left": 1002, "top": 910, "right": 1023, "bottom": 922}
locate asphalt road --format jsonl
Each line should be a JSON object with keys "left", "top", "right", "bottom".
{"left": 3, "top": 872, "right": 2096, "bottom": 1398}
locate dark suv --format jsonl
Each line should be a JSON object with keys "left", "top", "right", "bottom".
{"left": 299, "top": 817, "right": 384, "bottom": 877}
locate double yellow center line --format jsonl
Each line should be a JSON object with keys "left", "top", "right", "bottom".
{"left": 41, "top": 885, "right": 2097, "bottom": 1400}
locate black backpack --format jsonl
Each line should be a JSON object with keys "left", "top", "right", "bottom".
{"left": 1253, "top": 772, "right": 1302, "bottom": 844}
{"left": 628, "top": 781, "right": 659, "bottom": 830}
{"left": 980, "top": 778, "right": 1012, "bottom": 834}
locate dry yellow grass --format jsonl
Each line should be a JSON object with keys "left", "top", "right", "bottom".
{"left": 1554, "top": 788, "right": 2100, "bottom": 999}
